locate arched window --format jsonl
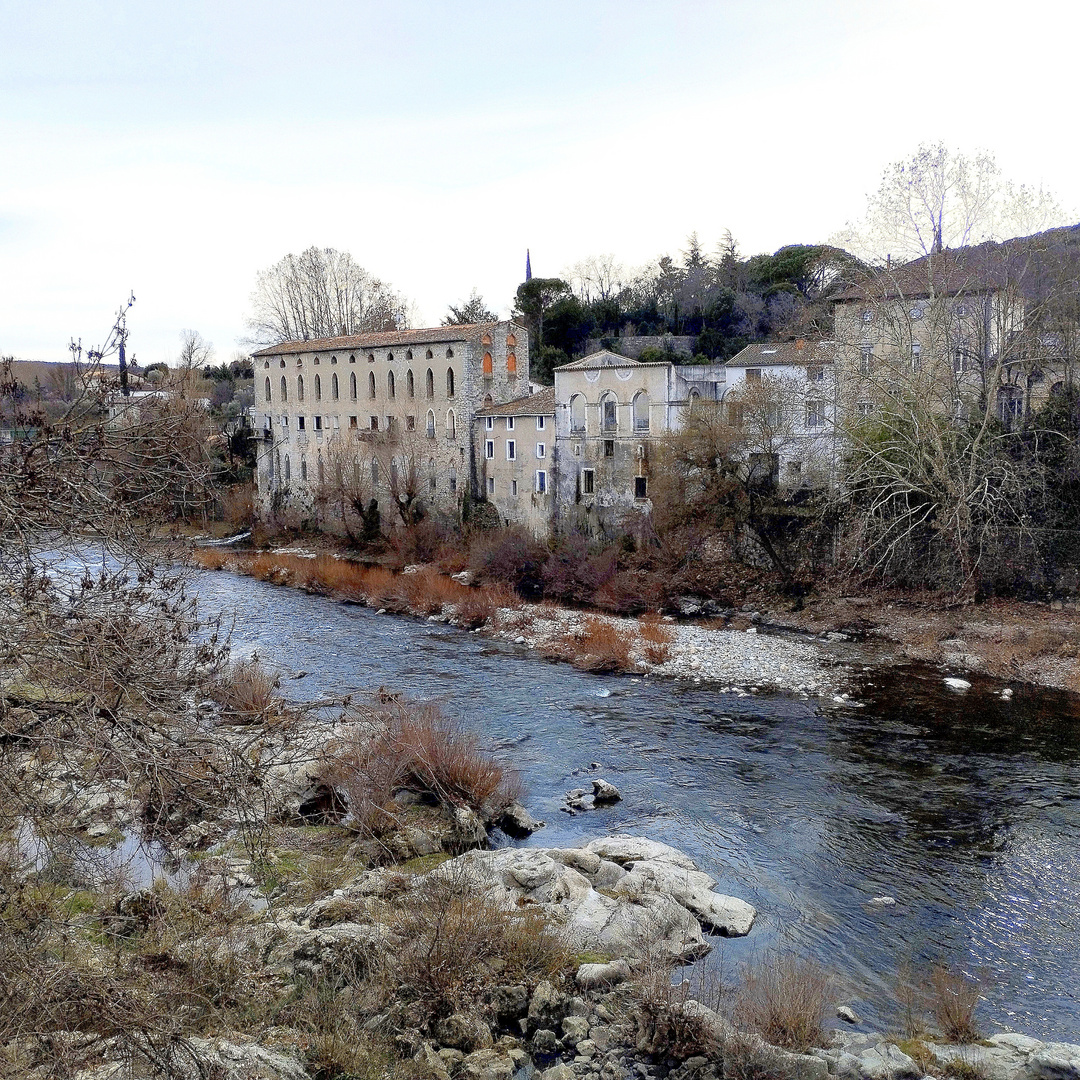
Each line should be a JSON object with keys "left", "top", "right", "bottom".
{"left": 446, "top": 409, "right": 456, "bottom": 439}
{"left": 429, "top": 457, "right": 436, "bottom": 492}
{"left": 263, "top": 360, "right": 270, "bottom": 369}
{"left": 330, "top": 355, "right": 337, "bottom": 365}
{"left": 406, "top": 349, "right": 413, "bottom": 360}
{"left": 446, "top": 368, "right": 455, "bottom": 397}
{"left": 407, "top": 369, "right": 415, "bottom": 398}
{"left": 507, "top": 332, "right": 517, "bottom": 347}
{"left": 314, "top": 374, "right": 321, "bottom": 402}
{"left": 279, "top": 359, "right": 286, "bottom": 368}
{"left": 350, "top": 372, "right": 357, "bottom": 400}
{"left": 388, "top": 370, "right": 396, "bottom": 399}
{"left": 280, "top": 376, "right": 288, "bottom": 403}
{"left": 300, "top": 458, "right": 308, "bottom": 482}
{"left": 284, "top": 454, "right": 291, "bottom": 481}
{"left": 448, "top": 463, "right": 457, "bottom": 493}
{"left": 569, "top": 393, "right": 586, "bottom": 434}
{"left": 313, "top": 356, "right": 320, "bottom": 365}
{"left": 297, "top": 374, "right": 305, "bottom": 402}
{"left": 482, "top": 352, "right": 493, "bottom": 376}
{"left": 387, "top": 352, "right": 394, "bottom": 362}
{"left": 368, "top": 371, "right": 376, "bottom": 399}
{"left": 600, "top": 392, "right": 618, "bottom": 432}
{"left": 317, "top": 456, "right": 324, "bottom": 483}
{"left": 446, "top": 347, "right": 454, "bottom": 359}
{"left": 507, "top": 352, "right": 517, "bottom": 374}
{"left": 371, "top": 458, "right": 379, "bottom": 485}
{"left": 265, "top": 376, "right": 272, "bottom": 402}
{"left": 426, "top": 369, "right": 434, "bottom": 397}
{"left": 426, "top": 409, "right": 436, "bottom": 438}
{"left": 483, "top": 393, "right": 493, "bottom": 407}
{"left": 332, "top": 373, "right": 339, "bottom": 400}
{"left": 367, "top": 353, "right": 375, "bottom": 363}
{"left": 633, "top": 390, "right": 650, "bottom": 432}
{"left": 481, "top": 332, "right": 492, "bottom": 346}
{"left": 426, "top": 349, "right": 433, "bottom": 359}
{"left": 296, "top": 358, "right": 303, "bottom": 367}
{"left": 349, "top": 354, "right": 356, "bottom": 364}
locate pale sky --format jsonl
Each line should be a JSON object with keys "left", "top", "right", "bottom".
{"left": 2, "top": 0, "right": 1077, "bottom": 364}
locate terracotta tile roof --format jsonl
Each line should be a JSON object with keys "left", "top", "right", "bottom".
{"left": 476, "top": 387, "right": 555, "bottom": 417}
{"left": 727, "top": 341, "right": 839, "bottom": 367}
{"left": 251, "top": 322, "right": 518, "bottom": 358}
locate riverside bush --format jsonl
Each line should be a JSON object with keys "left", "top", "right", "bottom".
{"left": 734, "top": 951, "right": 834, "bottom": 1052}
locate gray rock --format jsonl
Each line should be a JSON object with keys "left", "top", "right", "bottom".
{"left": 540, "top": 1066, "right": 576, "bottom": 1080}
{"left": 576, "top": 1040, "right": 598, "bottom": 1059}
{"left": 591, "top": 860, "right": 628, "bottom": 891}
{"left": 837, "top": 1005, "right": 860, "bottom": 1024}
{"left": 576, "top": 960, "right": 631, "bottom": 990}
{"left": 491, "top": 985, "right": 531, "bottom": 1023}
{"left": 1026, "top": 1042, "right": 1080, "bottom": 1080}
{"left": 584, "top": 837, "right": 697, "bottom": 870}
{"left": 461, "top": 1049, "right": 517, "bottom": 1080}
{"left": 501, "top": 802, "right": 546, "bottom": 838}
{"left": 450, "top": 806, "right": 490, "bottom": 852}
{"left": 591, "top": 779, "right": 622, "bottom": 804}
{"left": 838, "top": 1042, "right": 919, "bottom": 1080}
{"left": 436, "top": 1013, "right": 493, "bottom": 1052}
{"left": 529, "top": 980, "right": 570, "bottom": 1031}
{"left": 562, "top": 1016, "right": 592, "bottom": 1048}
{"left": 531, "top": 1029, "right": 561, "bottom": 1055}
{"left": 181, "top": 1038, "right": 311, "bottom": 1080}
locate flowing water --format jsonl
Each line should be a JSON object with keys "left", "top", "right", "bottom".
{"left": 191, "top": 568, "right": 1080, "bottom": 1040}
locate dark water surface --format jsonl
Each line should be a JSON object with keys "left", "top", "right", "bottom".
{"left": 194, "top": 568, "right": 1080, "bottom": 1041}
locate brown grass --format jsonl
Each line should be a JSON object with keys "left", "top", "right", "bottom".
{"left": 630, "top": 964, "right": 721, "bottom": 1061}
{"left": 218, "top": 483, "right": 255, "bottom": 528}
{"left": 734, "top": 952, "right": 834, "bottom": 1052}
{"left": 209, "top": 657, "right": 281, "bottom": 724}
{"left": 455, "top": 583, "right": 517, "bottom": 630}
{"left": 639, "top": 613, "right": 674, "bottom": 665}
{"left": 545, "top": 615, "right": 637, "bottom": 673}
{"left": 191, "top": 547, "right": 229, "bottom": 570}
{"left": 321, "top": 699, "right": 522, "bottom": 839}
{"left": 928, "top": 964, "right": 983, "bottom": 1044}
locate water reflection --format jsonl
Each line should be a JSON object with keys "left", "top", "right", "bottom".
{"left": 191, "top": 568, "right": 1080, "bottom": 1039}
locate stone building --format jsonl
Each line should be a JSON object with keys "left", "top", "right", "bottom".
{"left": 474, "top": 387, "right": 556, "bottom": 535}
{"left": 552, "top": 350, "right": 726, "bottom": 537}
{"left": 252, "top": 321, "right": 528, "bottom": 525}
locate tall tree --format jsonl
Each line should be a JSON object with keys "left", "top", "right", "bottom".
{"left": 245, "top": 246, "right": 408, "bottom": 346}
{"left": 442, "top": 288, "right": 497, "bottom": 325}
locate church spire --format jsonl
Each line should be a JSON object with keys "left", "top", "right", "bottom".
{"left": 525, "top": 249, "right": 532, "bottom": 281}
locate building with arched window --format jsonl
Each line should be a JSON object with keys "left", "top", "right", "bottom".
{"left": 251, "top": 320, "right": 529, "bottom": 526}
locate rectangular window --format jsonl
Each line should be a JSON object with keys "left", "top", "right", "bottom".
{"left": 349, "top": 416, "right": 357, "bottom": 428}
{"left": 634, "top": 476, "right": 648, "bottom": 499}
{"left": 911, "top": 342, "right": 922, "bottom": 373}
{"left": 314, "top": 415, "right": 323, "bottom": 431}
{"left": 536, "top": 442, "right": 546, "bottom": 459}
{"left": 603, "top": 400, "right": 617, "bottom": 429}
{"left": 506, "top": 416, "right": 514, "bottom": 430}
{"left": 280, "top": 415, "right": 288, "bottom": 427}
{"left": 806, "top": 401, "right": 825, "bottom": 428}
{"left": 859, "top": 345, "right": 872, "bottom": 375}
{"left": 297, "top": 416, "right": 305, "bottom": 431}
{"left": 487, "top": 476, "right": 495, "bottom": 495}
{"left": 485, "top": 440, "right": 494, "bottom": 459}
{"left": 604, "top": 439, "right": 614, "bottom": 458}
{"left": 807, "top": 366, "right": 823, "bottom": 382}
{"left": 746, "top": 368, "right": 761, "bottom": 383}
{"left": 506, "top": 439, "right": 516, "bottom": 460}
{"left": 370, "top": 416, "right": 379, "bottom": 430}
{"left": 485, "top": 416, "right": 494, "bottom": 430}
{"left": 332, "top": 415, "right": 340, "bottom": 429}
{"left": 511, "top": 479, "right": 518, "bottom": 496}
{"left": 583, "top": 469, "right": 594, "bottom": 494}
{"left": 385, "top": 416, "right": 395, "bottom": 432}
{"left": 535, "top": 470, "right": 547, "bottom": 494}
{"left": 406, "top": 414, "right": 416, "bottom": 430}
{"left": 536, "top": 415, "right": 545, "bottom": 430}
{"left": 953, "top": 349, "right": 966, "bottom": 374}
{"left": 855, "top": 401, "right": 873, "bottom": 419}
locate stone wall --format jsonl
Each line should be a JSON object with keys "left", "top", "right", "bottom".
{"left": 583, "top": 335, "right": 697, "bottom": 359}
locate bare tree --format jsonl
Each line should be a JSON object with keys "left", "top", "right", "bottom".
{"left": 176, "top": 328, "right": 214, "bottom": 370}
{"left": 443, "top": 288, "right": 497, "bottom": 325}
{"left": 245, "top": 246, "right": 409, "bottom": 346}
{"left": 836, "top": 142, "right": 1072, "bottom": 262}
{"left": 315, "top": 430, "right": 376, "bottom": 540}
{"left": 565, "top": 254, "right": 626, "bottom": 304}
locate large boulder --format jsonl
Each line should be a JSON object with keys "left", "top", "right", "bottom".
{"left": 925, "top": 1035, "right": 1080, "bottom": 1080}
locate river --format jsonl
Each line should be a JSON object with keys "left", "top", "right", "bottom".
{"left": 193, "top": 566, "right": 1080, "bottom": 1041}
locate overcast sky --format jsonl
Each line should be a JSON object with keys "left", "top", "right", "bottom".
{"left": 2, "top": 0, "right": 1077, "bottom": 364}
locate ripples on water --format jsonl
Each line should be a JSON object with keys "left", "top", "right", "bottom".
{"left": 193, "top": 568, "right": 1080, "bottom": 1039}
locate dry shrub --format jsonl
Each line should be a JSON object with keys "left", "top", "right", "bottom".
{"left": 191, "top": 547, "right": 229, "bottom": 571}
{"left": 389, "top": 866, "right": 571, "bottom": 1026}
{"left": 564, "top": 615, "right": 636, "bottom": 673}
{"left": 593, "top": 569, "right": 664, "bottom": 615}
{"left": 219, "top": 483, "right": 255, "bottom": 528}
{"left": 210, "top": 657, "right": 281, "bottom": 723}
{"left": 630, "top": 965, "right": 721, "bottom": 1061}
{"left": 470, "top": 526, "right": 547, "bottom": 597}
{"left": 397, "top": 566, "right": 463, "bottom": 616}
{"left": 639, "top": 613, "right": 674, "bottom": 665}
{"left": 928, "top": 964, "right": 983, "bottom": 1044}
{"left": 455, "top": 584, "right": 517, "bottom": 630}
{"left": 322, "top": 699, "right": 522, "bottom": 838}
{"left": 734, "top": 952, "right": 833, "bottom": 1052}
{"left": 541, "top": 535, "right": 615, "bottom": 605}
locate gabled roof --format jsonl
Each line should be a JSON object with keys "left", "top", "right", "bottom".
{"left": 556, "top": 349, "right": 644, "bottom": 371}
{"left": 727, "top": 340, "right": 838, "bottom": 367}
{"left": 476, "top": 387, "right": 555, "bottom": 417}
{"left": 252, "top": 322, "right": 513, "bottom": 358}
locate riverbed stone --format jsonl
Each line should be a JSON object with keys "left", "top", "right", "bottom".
{"left": 576, "top": 960, "right": 631, "bottom": 990}
{"left": 838, "top": 1042, "right": 920, "bottom": 1080}
{"left": 591, "top": 779, "right": 622, "bottom": 804}
{"left": 584, "top": 837, "right": 697, "bottom": 870}
{"left": 501, "top": 801, "right": 546, "bottom": 838}
{"left": 461, "top": 1049, "right": 517, "bottom": 1080}
{"left": 436, "top": 1013, "right": 494, "bottom": 1052}
{"left": 529, "top": 981, "right": 571, "bottom": 1031}
{"left": 562, "top": 1016, "right": 592, "bottom": 1048}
